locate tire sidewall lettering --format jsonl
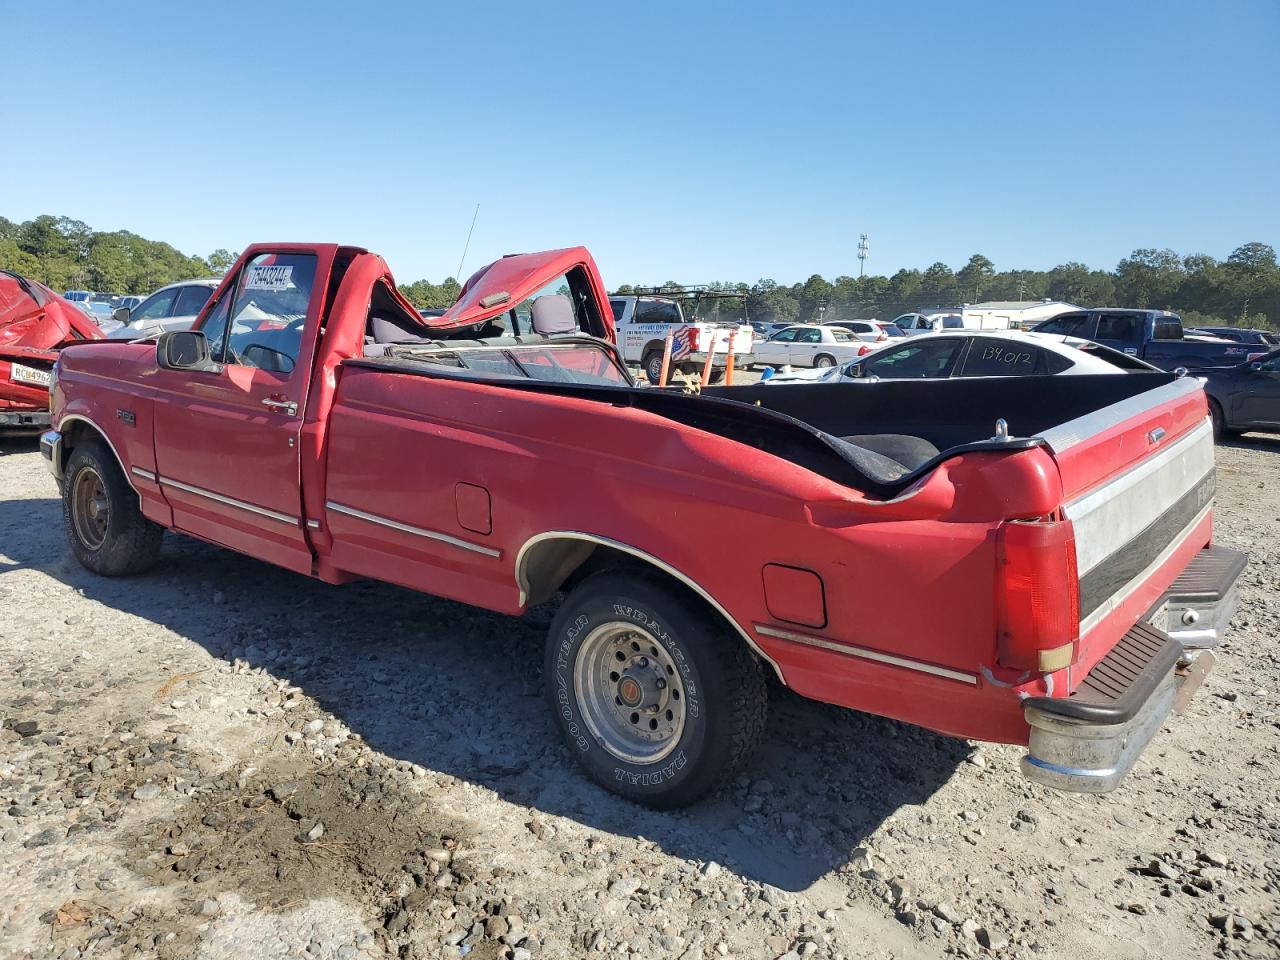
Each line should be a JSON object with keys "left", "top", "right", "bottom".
{"left": 552, "top": 595, "right": 705, "bottom": 791}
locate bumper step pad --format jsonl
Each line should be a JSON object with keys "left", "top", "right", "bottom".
{"left": 1020, "top": 622, "right": 1214, "bottom": 793}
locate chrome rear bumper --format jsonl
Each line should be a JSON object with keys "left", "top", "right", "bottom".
{"left": 1020, "top": 545, "right": 1244, "bottom": 793}
{"left": 1146, "top": 545, "right": 1246, "bottom": 650}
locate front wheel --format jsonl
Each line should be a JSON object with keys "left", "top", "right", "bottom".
{"left": 544, "top": 571, "right": 767, "bottom": 808}
{"left": 62, "top": 440, "right": 163, "bottom": 576}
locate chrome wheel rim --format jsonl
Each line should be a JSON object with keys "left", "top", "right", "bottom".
{"left": 72, "top": 467, "right": 109, "bottom": 550}
{"left": 574, "top": 622, "right": 686, "bottom": 764}
{"left": 815, "top": 355, "right": 834, "bottom": 368}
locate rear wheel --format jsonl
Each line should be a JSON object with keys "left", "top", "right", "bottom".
{"left": 643, "top": 351, "right": 665, "bottom": 385}
{"left": 1208, "top": 399, "right": 1225, "bottom": 441}
{"left": 544, "top": 570, "right": 767, "bottom": 808}
{"left": 62, "top": 440, "right": 163, "bottom": 576}
{"left": 814, "top": 353, "right": 836, "bottom": 368}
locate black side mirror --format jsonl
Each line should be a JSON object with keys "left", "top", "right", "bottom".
{"left": 157, "top": 331, "right": 220, "bottom": 373}
{"left": 112, "top": 306, "right": 131, "bottom": 324}
{"left": 846, "top": 362, "right": 863, "bottom": 378}
{"left": 1248, "top": 361, "right": 1263, "bottom": 371}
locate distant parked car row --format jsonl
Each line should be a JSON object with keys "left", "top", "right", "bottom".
{"left": 62, "top": 283, "right": 218, "bottom": 338}
{"left": 105, "top": 279, "right": 220, "bottom": 339}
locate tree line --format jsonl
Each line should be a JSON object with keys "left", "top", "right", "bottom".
{"left": 615, "top": 244, "right": 1280, "bottom": 331}
{"left": 0, "top": 215, "right": 237, "bottom": 296}
{"left": 2, "top": 214, "right": 1274, "bottom": 331}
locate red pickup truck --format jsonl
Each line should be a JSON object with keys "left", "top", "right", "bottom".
{"left": 41, "top": 243, "right": 1244, "bottom": 808}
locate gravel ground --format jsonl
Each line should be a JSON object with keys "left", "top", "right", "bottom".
{"left": 0, "top": 431, "right": 1277, "bottom": 960}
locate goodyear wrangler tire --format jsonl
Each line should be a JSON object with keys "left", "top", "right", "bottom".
{"left": 545, "top": 570, "right": 768, "bottom": 808}
{"left": 62, "top": 439, "right": 163, "bottom": 576}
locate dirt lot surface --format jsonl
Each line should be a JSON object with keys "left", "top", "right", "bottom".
{"left": 1, "top": 432, "right": 1277, "bottom": 960}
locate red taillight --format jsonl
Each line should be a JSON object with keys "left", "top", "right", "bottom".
{"left": 996, "top": 519, "right": 1080, "bottom": 673}
{"left": 857, "top": 344, "right": 872, "bottom": 356}
{"left": 686, "top": 327, "right": 700, "bottom": 352}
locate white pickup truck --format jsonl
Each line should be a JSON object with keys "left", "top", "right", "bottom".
{"left": 610, "top": 295, "right": 755, "bottom": 384}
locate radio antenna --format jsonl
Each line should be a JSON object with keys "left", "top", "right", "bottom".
{"left": 456, "top": 203, "right": 480, "bottom": 281}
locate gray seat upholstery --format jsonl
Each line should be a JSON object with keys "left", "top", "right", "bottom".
{"left": 531, "top": 294, "right": 577, "bottom": 335}
{"left": 370, "top": 311, "right": 433, "bottom": 344}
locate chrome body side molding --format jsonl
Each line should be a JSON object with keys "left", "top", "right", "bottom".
{"left": 164, "top": 477, "right": 299, "bottom": 526}
{"left": 753, "top": 623, "right": 979, "bottom": 685}
{"left": 325, "top": 501, "right": 501, "bottom": 558}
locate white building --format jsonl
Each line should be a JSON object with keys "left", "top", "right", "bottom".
{"left": 960, "top": 300, "right": 1079, "bottom": 330}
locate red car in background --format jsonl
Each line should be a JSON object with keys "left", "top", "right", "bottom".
{"left": 0, "top": 270, "right": 103, "bottom": 433}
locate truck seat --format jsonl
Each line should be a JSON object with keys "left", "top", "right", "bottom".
{"left": 531, "top": 294, "right": 577, "bottom": 335}
{"left": 370, "top": 311, "right": 432, "bottom": 344}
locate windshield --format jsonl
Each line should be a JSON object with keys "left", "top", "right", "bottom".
{"left": 396, "top": 341, "right": 632, "bottom": 387}
{"left": 881, "top": 323, "right": 906, "bottom": 338}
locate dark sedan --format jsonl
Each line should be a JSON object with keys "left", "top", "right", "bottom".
{"left": 1201, "top": 350, "right": 1280, "bottom": 440}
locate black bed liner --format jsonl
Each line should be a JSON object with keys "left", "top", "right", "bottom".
{"left": 343, "top": 356, "right": 1174, "bottom": 499}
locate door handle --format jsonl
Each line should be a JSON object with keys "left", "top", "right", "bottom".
{"left": 261, "top": 397, "right": 298, "bottom": 416}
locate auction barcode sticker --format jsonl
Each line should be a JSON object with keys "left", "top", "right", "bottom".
{"left": 244, "top": 265, "right": 294, "bottom": 291}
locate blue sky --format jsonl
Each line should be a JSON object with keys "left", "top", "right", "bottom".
{"left": 2, "top": 0, "right": 1276, "bottom": 287}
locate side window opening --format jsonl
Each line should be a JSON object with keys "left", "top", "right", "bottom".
{"left": 211, "top": 252, "right": 318, "bottom": 374}
{"left": 172, "top": 284, "right": 213, "bottom": 317}
{"left": 366, "top": 280, "right": 431, "bottom": 345}
{"left": 1096, "top": 313, "right": 1140, "bottom": 341}
{"left": 1038, "top": 313, "right": 1097, "bottom": 338}
{"left": 1152, "top": 316, "right": 1183, "bottom": 341}
{"left": 634, "top": 298, "right": 682, "bottom": 324}
{"left": 132, "top": 289, "right": 177, "bottom": 322}
{"left": 958, "top": 339, "right": 1049, "bottom": 377}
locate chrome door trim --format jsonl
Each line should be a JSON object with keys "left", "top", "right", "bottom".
{"left": 130, "top": 466, "right": 156, "bottom": 482}
{"left": 325, "top": 501, "right": 501, "bottom": 558}
{"left": 753, "top": 623, "right": 979, "bottom": 685}
{"left": 1036, "top": 377, "right": 1202, "bottom": 453}
{"left": 514, "top": 531, "right": 786, "bottom": 684}
{"left": 164, "top": 477, "right": 299, "bottom": 526}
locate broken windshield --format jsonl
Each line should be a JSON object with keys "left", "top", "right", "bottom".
{"left": 394, "top": 340, "right": 633, "bottom": 387}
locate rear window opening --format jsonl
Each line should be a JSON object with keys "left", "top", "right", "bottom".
{"left": 366, "top": 266, "right": 606, "bottom": 347}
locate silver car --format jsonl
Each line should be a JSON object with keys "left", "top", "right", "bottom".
{"left": 107, "top": 279, "right": 220, "bottom": 340}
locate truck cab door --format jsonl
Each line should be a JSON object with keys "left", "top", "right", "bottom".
{"left": 148, "top": 247, "right": 334, "bottom": 574}
{"left": 792, "top": 327, "right": 823, "bottom": 364}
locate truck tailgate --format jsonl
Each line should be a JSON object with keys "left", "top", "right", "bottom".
{"left": 1039, "top": 377, "right": 1214, "bottom": 659}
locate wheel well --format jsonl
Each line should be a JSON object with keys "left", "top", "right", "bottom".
{"left": 516, "top": 535, "right": 785, "bottom": 682}
{"left": 58, "top": 417, "right": 134, "bottom": 490}
{"left": 641, "top": 341, "right": 666, "bottom": 361}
